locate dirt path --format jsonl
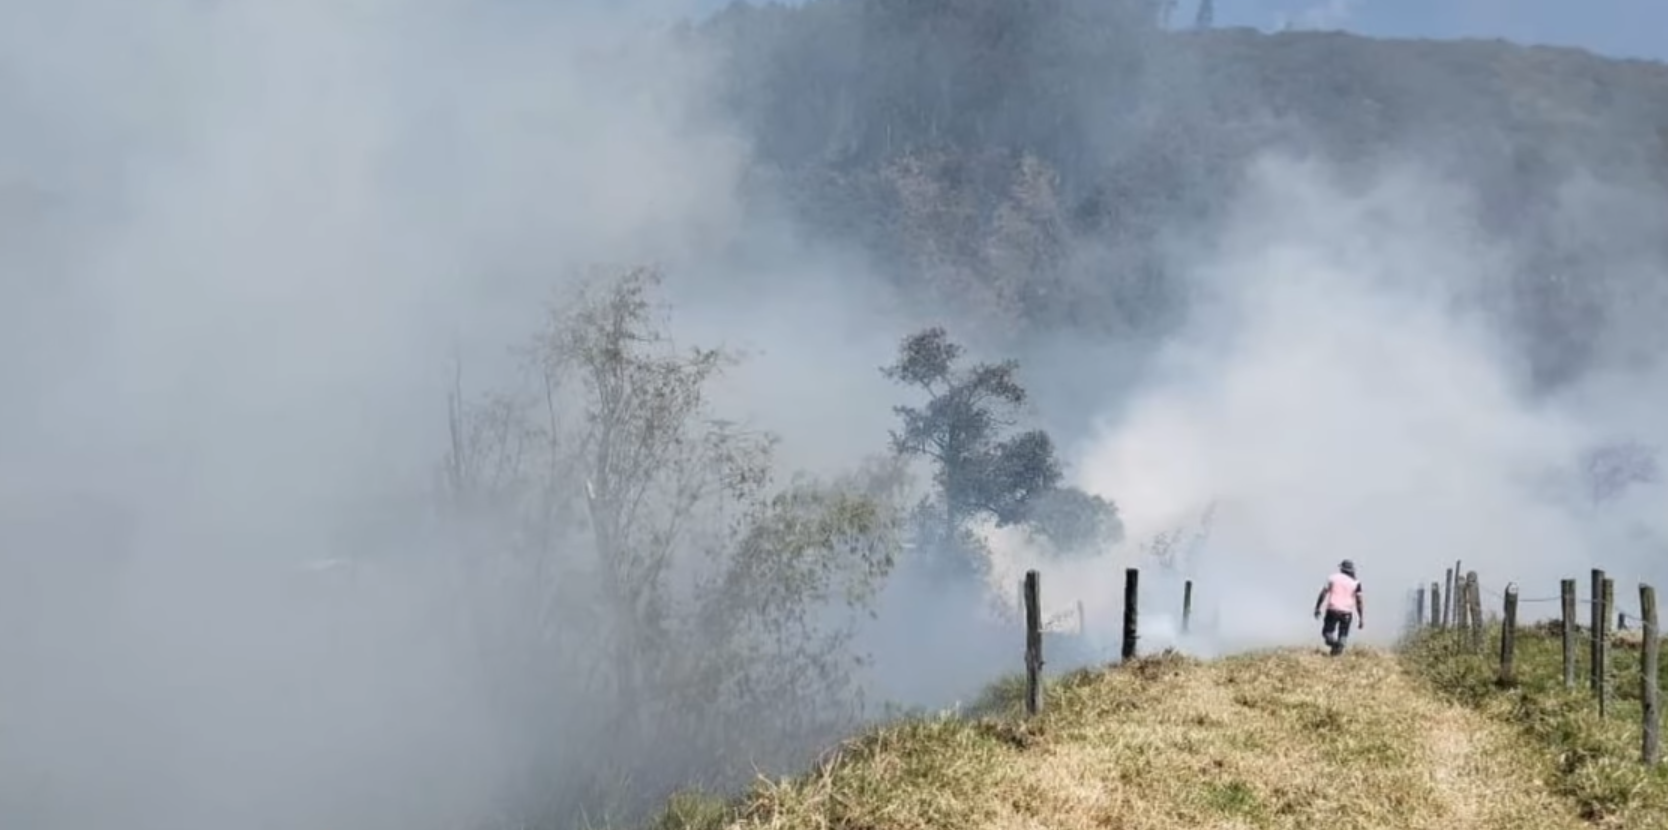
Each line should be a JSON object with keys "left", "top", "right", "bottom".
{"left": 1013, "top": 646, "right": 1596, "bottom": 830}
{"left": 1398, "top": 662, "right": 1580, "bottom": 829}
{"left": 1424, "top": 709, "right": 1484, "bottom": 827}
{"left": 1183, "top": 647, "right": 1589, "bottom": 830}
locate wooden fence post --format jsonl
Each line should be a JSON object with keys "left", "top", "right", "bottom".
{"left": 1182, "top": 580, "right": 1193, "bottom": 635}
{"left": 1466, "top": 571, "right": 1484, "bottom": 652}
{"left": 1475, "top": 573, "right": 1487, "bottom": 646}
{"left": 1451, "top": 575, "right": 1463, "bottom": 640}
{"left": 1641, "top": 583, "right": 1659, "bottom": 765}
{"left": 1428, "top": 582, "right": 1439, "bottom": 631}
{"left": 1602, "top": 576, "right": 1616, "bottom": 716}
{"left": 1592, "top": 568, "right": 1606, "bottom": 695}
{"left": 1443, "top": 567, "right": 1456, "bottom": 628}
{"left": 1455, "top": 572, "right": 1468, "bottom": 647}
{"left": 1562, "top": 578, "right": 1577, "bottom": 689}
{"left": 1415, "top": 585, "right": 1427, "bottom": 629}
{"left": 1024, "top": 570, "right": 1043, "bottom": 716}
{"left": 1498, "top": 584, "right": 1518, "bottom": 686}
{"left": 1122, "top": 568, "right": 1139, "bottom": 662}
{"left": 1453, "top": 572, "right": 1468, "bottom": 634}
{"left": 1605, "top": 578, "right": 1617, "bottom": 646}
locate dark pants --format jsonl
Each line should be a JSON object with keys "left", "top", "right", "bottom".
{"left": 1322, "top": 608, "right": 1354, "bottom": 655}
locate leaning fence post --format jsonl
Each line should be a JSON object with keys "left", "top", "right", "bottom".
{"left": 1562, "top": 578, "right": 1577, "bottom": 688}
{"left": 1443, "top": 567, "right": 1456, "bottom": 628}
{"left": 1498, "top": 584, "right": 1519, "bottom": 686}
{"left": 1453, "top": 560, "right": 1464, "bottom": 624}
{"left": 1641, "top": 583, "right": 1659, "bottom": 765}
{"left": 1414, "top": 585, "right": 1427, "bottom": 629}
{"left": 1024, "top": 570, "right": 1043, "bottom": 716}
{"left": 1182, "top": 580, "right": 1194, "bottom": 635}
{"left": 1122, "top": 568, "right": 1139, "bottom": 662}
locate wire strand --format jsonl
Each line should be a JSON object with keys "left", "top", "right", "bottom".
{"left": 1416, "top": 577, "right": 1653, "bottom": 642}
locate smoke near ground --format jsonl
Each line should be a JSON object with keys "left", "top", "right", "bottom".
{"left": 3, "top": 1, "right": 1668, "bottom": 828}
{"left": 993, "top": 154, "right": 1668, "bottom": 659}
{"left": 0, "top": 1, "right": 792, "bottom": 828}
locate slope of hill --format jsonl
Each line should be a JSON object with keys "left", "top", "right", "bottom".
{"left": 651, "top": 647, "right": 1590, "bottom": 830}
{"left": 698, "top": 1, "right": 1668, "bottom": 391}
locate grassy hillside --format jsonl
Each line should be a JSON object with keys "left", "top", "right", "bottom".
{"left": 1402, "top": 625, "right": 1668, "bottom": 828}
{"left": 649, "top": 647, "right": 1593, "bottom": 830}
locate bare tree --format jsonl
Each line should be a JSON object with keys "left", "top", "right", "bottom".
{"left": 440, "top": 264, "right": 905, "bottom": 824}
{"left": 534, "top": 264, "right": 753, "bottom": 736}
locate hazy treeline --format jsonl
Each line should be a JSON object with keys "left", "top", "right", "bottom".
{"left": 699, "top": 0, "right": 1668, "bottom": 390}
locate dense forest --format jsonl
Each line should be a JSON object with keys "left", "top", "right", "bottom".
{"left": 696, "top": 0, "right": 1668, "bottom": 390}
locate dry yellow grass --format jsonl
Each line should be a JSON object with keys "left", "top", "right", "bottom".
{"left": 652, "top": 647, "right": 1592, "bottom": 830}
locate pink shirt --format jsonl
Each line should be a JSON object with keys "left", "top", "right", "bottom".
{"left": 1325, "top": 573, "right": 1361, "bottom": 613}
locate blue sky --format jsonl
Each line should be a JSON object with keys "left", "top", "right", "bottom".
{"left": 687, "top": 0, "right": 1668, "bottom": 63}
{"left": 1223, "top": 0, "right": 1668, "bottom": 62}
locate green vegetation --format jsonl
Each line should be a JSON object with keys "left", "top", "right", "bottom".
{"left": 1401, "top": 624, "right": 1668, "bottom": 827}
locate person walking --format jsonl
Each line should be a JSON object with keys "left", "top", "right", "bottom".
{"left": 1314, "top": 559, "right": 1364, "bottom": 656}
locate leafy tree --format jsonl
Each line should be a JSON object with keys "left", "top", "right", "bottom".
{"left": 535, "top": 264, "right": 747, "bottom": 730}
{"left": 1019, "top": 484, "right": 1124, "bottom": 555}
{"left": 882, "top": 326, "right": 1063, "bottom": 570}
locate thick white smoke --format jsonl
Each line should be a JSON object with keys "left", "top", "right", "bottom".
{"left": 981, "top": 154, "right": 1667, "bottom": 658}
{"left": 0, "top": 1, "right": 777, "bottom": 828}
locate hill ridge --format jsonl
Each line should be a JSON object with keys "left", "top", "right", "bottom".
{"left": 654, "top": 646, "right": 1591, "bottom": 830}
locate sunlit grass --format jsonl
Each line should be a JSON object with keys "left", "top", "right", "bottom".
{"left": 1400, "top": 624, "right": 1668, "bottom": 828}
{"left": 648, "top": 645, "right": 1590, "bottom": 830}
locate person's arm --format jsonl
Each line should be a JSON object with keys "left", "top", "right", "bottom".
{"left": 1356, "top": 584, "right": 1365, "bottom": 628}
{"left": 1314, "top": 586, "right": 1327, "bottom": 617}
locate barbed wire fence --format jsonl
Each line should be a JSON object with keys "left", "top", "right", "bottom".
{"left": 1405, "top": 566, "right": 1663, "bottom": 766}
